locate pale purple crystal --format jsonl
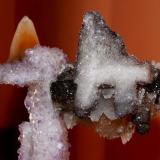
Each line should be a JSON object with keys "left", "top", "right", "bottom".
{"left": 0, "top": 46, "right": 69, "bottom": 160}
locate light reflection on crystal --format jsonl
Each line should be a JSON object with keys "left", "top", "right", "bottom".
{"left": 0, "top": 46, "right": 69, "bottom": 160}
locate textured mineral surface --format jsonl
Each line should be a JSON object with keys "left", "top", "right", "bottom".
{"left": 51, "top": 11, "right": 160, "bottom": 143}
{"left": 74, "top": 11, "right": 151, "bottom": 117}
{"left": 0, "top": 46, "right": 69, "bottom": 160}
{"left": 0, "top": 10, "right": 160, "bottom": 160}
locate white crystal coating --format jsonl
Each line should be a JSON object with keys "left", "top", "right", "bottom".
{"left": 0, "top": 46, "right": 69, "bottom": 160}
{"left": 75, "top": 11, "right": 151, "bottom": 117}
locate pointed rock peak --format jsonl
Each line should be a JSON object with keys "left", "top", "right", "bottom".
{"left": 82, "top": 11, "right": 106, "bottom": 30}
{"left": 9, "top": 16, "right": 40, "bottom": 61}
{"left": 79, "top": 11, "right": 127, "bottom": 59}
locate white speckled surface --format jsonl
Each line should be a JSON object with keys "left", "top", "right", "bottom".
{"left": 0, "top": 46, "right": 69, "bottom": 160}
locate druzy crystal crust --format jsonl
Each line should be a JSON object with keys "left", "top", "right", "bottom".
{"left": 51, "top": 11, "right": 160, "bottom": 143}
{"left": 0, "top": 46, "right": 69, "bottom": 160}
{"left": 75, "top": 11, "right": 150, "bottom": 117}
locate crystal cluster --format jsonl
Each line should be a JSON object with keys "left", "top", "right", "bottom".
{"left": 75, "top": 11, "right": 150, "bottom": 117}
{"left": 0, "top": 10, "right": 160, "bottom": 160}
{"left": 51, "top": 11, "right": 160, "bottom": 143}
{"left": 0, "top": 46, "right": 69, "bottom": 160}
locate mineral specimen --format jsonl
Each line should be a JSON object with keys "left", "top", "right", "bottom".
{"left": 0, "top": 10, "right": 160, "bottom": 160}
{"left": 0, "top": 17, "right": 69, "bottom": 160}
{"left": 51, "top": 11, "right": 160, "bottom": 143}
{"left": 74, "top": 11, "right": 150, "bottom": 117}
{"left": 0, "top": 46, "right": 69, "bottom": 160}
